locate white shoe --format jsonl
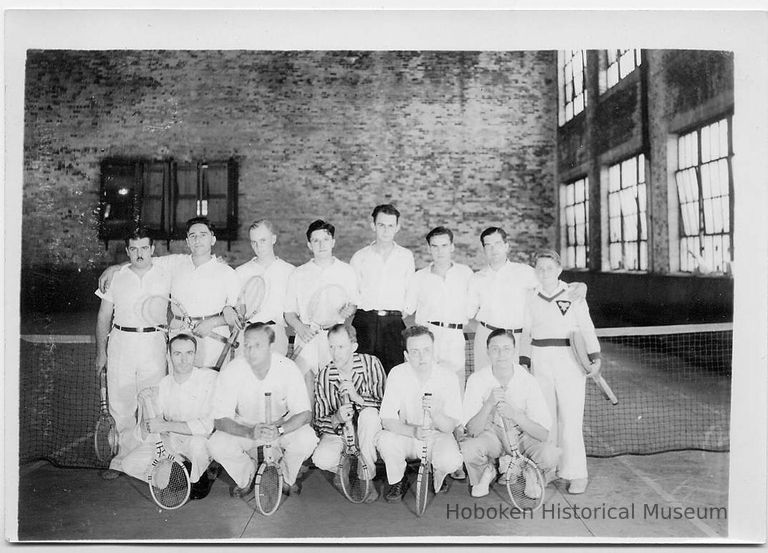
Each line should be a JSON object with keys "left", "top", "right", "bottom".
{"left": 568, "top": 478, "right": 588, "bottom": 494}
{"left": 471, "top": 466, "right": 496, "bottom": 498}
{"left": 523, "top": 467, "right": 542, "bottom": 499}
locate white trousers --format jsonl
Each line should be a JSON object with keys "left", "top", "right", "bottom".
{"left": 122, "top": 433, "right": 210, "bottom": 483}
{"left": 426, "top": 323, "right": 467, "bottom": 392}
{"left": 376, "top": 430, "right": 463, "bottom": 486}
{"left": 311, "top": 407, "right": 381, "bottom": 479}
{"left": 532, "top": 345, "right": 588, "bottom": 480}
{"left": 207, "top": 425, "right": 318, "bottom": 488}
{"left": 106, "top": 329, "right": 167, "bottom": 471}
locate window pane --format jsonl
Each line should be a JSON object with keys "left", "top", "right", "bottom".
{"left": 701, "top": 124, "right": 711, "bottom": 162}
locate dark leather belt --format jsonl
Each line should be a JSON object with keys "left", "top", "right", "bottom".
{"left": 174, "top": 311, "right": 223, "bottom": 322}
{"left": 480, "top": 321, "right": 522, "bottom": 333}
{"left": 428, "top": 321, "right": 464, "bottom": 330}
{"left": 532, "top": 338, "right": 571, "bottom": 347}
{"left": 365, "top": 309, "right": 402, "bottom": 317}
{"left": 113, "top": 324, "right": 165, "bottom": 333}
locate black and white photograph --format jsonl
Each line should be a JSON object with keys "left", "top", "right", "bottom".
{"left": 4, "top": 7, "right": 767, "bottom": 545}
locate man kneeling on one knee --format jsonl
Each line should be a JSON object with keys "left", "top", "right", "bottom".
{"left": 207, "top": 323, "right": 318, "bottom": 498}
{"left": 312, "top": 324, "right": 386, "bottom": 503}
{"left": 460, "top": 329, "right": 560, "bottom": 498}
{"left": 376, "top": 325, "right": 463, "bottom": 502}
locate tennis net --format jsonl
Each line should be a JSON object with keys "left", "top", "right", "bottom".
{"left": 19, "top": 322, "right": 731, "bottom": 468}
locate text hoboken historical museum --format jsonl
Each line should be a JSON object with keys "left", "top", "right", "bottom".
{"left": 445, "top": 503, "right": 727, "bottom": 521}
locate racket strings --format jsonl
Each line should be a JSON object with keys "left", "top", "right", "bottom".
{"left": 340, "top": 455, "right": 368, "bottom": 503}
{"left": 415, "top": 464, "right": 431, "bottom": 516}
{"left": 94, "top": 418, "right": 116, "bottom": 463}
{"left": 151, "top": 460, "right": 190, "bottom": 509}
{"left": 141, "top": 296, "right": 171, "bottom": 327}
{"left": 506, "top": 458, "right": 545, "bottom": 511}
{"left": 256, "top": 466, "right": 282, "bottom": 515}
{"left": 241, "top": 278, "right": 266, "bottom": 318}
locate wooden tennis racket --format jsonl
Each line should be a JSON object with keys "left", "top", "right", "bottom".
{"left": 254, "top": 392, "right": 283, "bottom": 516}
{"left": 141, "top": 294, "right": 193, "bottom": 333}
{"left": 569, "top": 330, "right": 619, "bottom": 405}
{"left": 499, "top": 411, "right": 545, "bottom": 512}
{"left": 290, "top": 283, "right": 351, "bottom": 361}
{"left": 337, "top": 388, "right": 373, "bottom": 503}
{"left": 415, "top": 392, "right": 432, "bottom": 517}
{"left": 214, "top": 275, "right": 266, "bottom": 369}
{"left": 94, "top": 366, "right": 119, "bottom": 464}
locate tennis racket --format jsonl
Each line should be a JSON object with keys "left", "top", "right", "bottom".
{"left": 254, "top": 391, "right": 283, "bottom": 516}
{"left": 94, "top": 366, "right": 119, "bottom": 464}
{"left": 337, "top": 388, "right": 373, "bottom": 503}
{"left": 569, "top": 330, "right": 619, "bottom": 405}
{"left": 140, "top": 294, "right": 193, "bottom": 333}
{"left": 214, "top": 275, "right": 266, "bottom": 369}
{"left": 143, "top": 395, "right": 191, "bottom": 510}
{"left": 499, "top": 412, "right": 545, "bottom": 512}
{"left": 415, "top": 392, "right": 432, "bottom": 517}
{"left": 290, "top": 283, "right": 351, "bottom": 360}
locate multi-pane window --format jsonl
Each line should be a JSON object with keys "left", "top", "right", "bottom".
{"left": 600, "top": 49, "right": 642, "bottom": 93}
{"left": 562, "top": 177, "right": 589, "bottom": 268}
{"left": 99, "top": 158, "right": 238, "bottom": 243}
{"left": 674, "top": 117, "right": 733, "bottom": 274}
{"left": 557, "top": 50, "right": 588, "bottom": 126}
{"left": 608, "top": 154, "right": 648, "bottom": 271}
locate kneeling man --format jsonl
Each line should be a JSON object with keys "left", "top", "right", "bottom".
{"left": 460, "top": 329, "right": 560, "bottom": 498}
{"left": 312, "top": 323, "right": 386, "bottom": 502}
{"left": 123, "top": 334, "right": 218, "bottom": 500}
{"left": 376, "top": 325, "right": 463, "bottom": 502}
{"left": 207, "top": 323, "right": 318, "bottom": 497}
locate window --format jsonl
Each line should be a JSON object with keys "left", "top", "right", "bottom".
{"left": 600, "top": 49, "right": 642, "bottom": 93}
{"left": 561, "top": 177, "right": 590, "bottom": 268}
{"left": 674, "top": 117, "right": 733, "bottom": 274}
{"left": 99, "top": 158, "right": 238, "bottom": 243}
{"left": 558, "top": 50, "right": 588, "bottom": 126}
{"left": 607, "top": 154, "right": 648, "bottom": 271}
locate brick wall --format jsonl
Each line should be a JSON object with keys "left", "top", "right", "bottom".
{"left": 22, "top": 50, "right": 559, "bottom": 311}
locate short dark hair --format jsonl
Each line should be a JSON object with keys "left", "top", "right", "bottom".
{"left": 248, "top": 219, "right": 276, "bottom": 234}
{"left": 124, "top": 227, "right": 154, "bottom": 248}
{"left": 243, "top": 322, "right": 276, "bottom": 344}
{"left": 486, "top": 328, "right": 516, "bottom": 348}
{"left": 169, "top": 333, "right": 198, "bottom": 351}
{"left": 186, "top": 216, "right": 215, "bottom": 235}
{"left": 372, "top": 204, "right": 401, "bottom": 222}
{"left": 306, "top": 219, "right": 336, "bottom": 241}
{"left": 426, "top": 226, "right": 454, "bottom": 245}
{"left": 534, "top": 249, "right": 562, "bottom": 267}
{"left": 327, "top": 323, "right": 357, "bottom": 342}
{"left": 480, "top": 227, "right": 507, "bottom": 246}
{"left": 402, "top": 325, "right": 435, "bottom": 346}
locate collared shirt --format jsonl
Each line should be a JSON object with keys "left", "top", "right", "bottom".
{"left": 210, "top": 353, "right": 310, "bottom": 426}
{"left": 405, "top": 262, "right": 474, "bottom": 325}
{"left": 523, "top": 280, "right": 600, "bottom": 354}
{"left": 468, "top": 260, "right": 537, "bottom": 328}
{"left": 379, "top": 362, "right": 462, "bottom": 427}
{"left": 349, "top": 242, "right": 415, "bottom": 312}
{"left": 156, "top": 254, "right": 240, "bottom": 318}
{"left": 313, "top": 353, "right": 387, "bottom": 435}
{"left": 235, "top": 257, "right": 295, "bottom": 326}
{"left": 284, "top": 258, "right": 358, "bottom": 324}
{"left": 462, "top": 364, "right": 551, "bottom": 431}
{"left": 156, "top": 368, "right": 218, "bottom": 436}
{"left": 95, "top": 263, "right": 171, "bottom": 326}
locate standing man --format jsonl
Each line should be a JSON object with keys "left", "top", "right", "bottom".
{"left": 95, "top": 228, "right": 170, "bottom": 479}
{"left": 376, "top": 326, "right": 464, "bottom": 502}
{"left": 207, "top": 323, "right": 318, "bottom": 497}
{"left": 312, "top": 324, "right": 386, "bottom": 503}
{"left": 122, "top": 334, "right": 219, "bottom": 500}
{"left": 460, "top": 329, "right": 560, "bottom": 498}
{"left": 235, "top": 219, "right": 295, "bottom": 356}
{"left": 284, "top": 220, "right": 358, "bottom": 392}
{"left": 468, "top": 227, "right": 586, "bottom": 372}
{"left": 350, "top": 204, "right": 415, "bottom": 374}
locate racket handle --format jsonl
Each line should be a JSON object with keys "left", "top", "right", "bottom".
{"left": 264, "top": 392, "right": 272, "bottom": 425}
{"left": 422, "top": 392, "right": 432, "bottom": 429}
{"left": 592, "top": 374, "right": 619, "bottom": 405}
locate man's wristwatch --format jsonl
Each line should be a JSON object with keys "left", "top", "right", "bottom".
{"left": 276, "top": 425, "right": 285, "bottom": 437}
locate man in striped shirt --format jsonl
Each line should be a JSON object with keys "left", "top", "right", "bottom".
{"left": 312, "top": 324, "right": 386, "bottom": 503}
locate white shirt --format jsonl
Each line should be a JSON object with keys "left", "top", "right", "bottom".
{"left": 406, "top": 262, "right": 474, "bottom": 325}
{"left": 523, "top": 281, "right": 600, "bottom": 354}
{"left": 462, "top": 364, "right": 551, "bottom": 430}
{"left": 95, "top": 263, "right": 171, "bottom": 326}
{"left": 350, "top": 242, "right": 415, "bottom": 312}
{"left": 284, "top": 258, "right": 358, "bottom": 324}
{"left": 379, "top": 361, "right": 463, "bottom": 427}
{"left": 156, "top": 368, "right": 218, "bottom": 436}
{"left": 156, "top": 254, "right": 240, "bottom": 318}
{"left": 468, "top": 260, "right": 538, "bottom": 329}
{"left": 235, "top": 257, "right": 295, "bottom": 326}
{"left": 210, "top": 353, "right": 310, "bottom": 426}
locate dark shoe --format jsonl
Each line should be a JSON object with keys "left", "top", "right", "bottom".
{"left": 190, "top": 471, "right": 212, "bottom": 500}
{"left": 384, "top": 478, "right": 408, "bottom": 502}
{"left": 282, "top": 481, "right": 302, "bottom": 496}
{"left": 230, "top": 479, "right": 254, "bottom": 499}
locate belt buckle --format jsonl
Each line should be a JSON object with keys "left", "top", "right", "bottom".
{"left": 376, "top": 310, "right": 388, "bottom": 317}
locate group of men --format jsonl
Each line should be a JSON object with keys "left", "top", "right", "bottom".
{"left": 95, "top": 204, "right": 602, "bottom": 503}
